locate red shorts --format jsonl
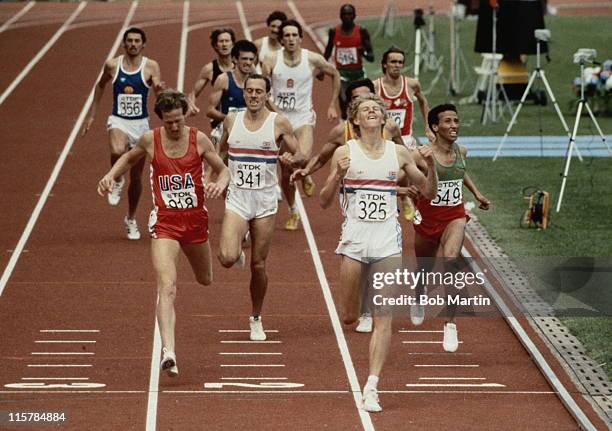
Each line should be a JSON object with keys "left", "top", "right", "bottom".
{"left": 148, "top": 209, "right": 209, "bottom": 244}
{"left": 414, "top": 214, "right": 470, "bottom": 240}
{"left": 414, "top": 200, "right": 469, "bottom": 241}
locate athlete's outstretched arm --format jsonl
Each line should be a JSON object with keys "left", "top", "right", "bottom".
{"left": 276, "top": 115, "right": 306, "bottom": 167}
{"left": 82, "top": 59, "right": 114, "bottom": 136}
{"left": 206, "top": 74, "right": 229, "bottom": 123}
{"left": 97, "top": 133, "right": 151, "bottom": 195}
{"left": 411, "top": 79, "right": 434, "bottom": 142}
{"left": 187, "top": 63, "right": 213, "bottom": 116}
{"left": 148, "top": 60, "right": 165, "bottom": 95}
{"left": 311, "top": 53, "right": 340, "bottom": 121}
{"left": 400, "top": 145, "right": 437, "bottom": 200}
{"left": 217, "top": 113, "right": 235, "bottom": 164}
{"left": 199, "top": 132, "right": 230, "bottom": 199}
{"left": 320, "top": 146, "right": 349, "bottom": 209}
{"left": 458, "top": 146, "right": 489, "bottom": 209}
{"left": 360, "top": 28, "right": 374, "bottom": 62}
{"left": 323, "top": 28, "right": 335, "bottom": 61}
{"left": 291, "top": 122, "right": 344, "bottom": 182}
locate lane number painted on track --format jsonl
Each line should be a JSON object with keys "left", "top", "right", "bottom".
{"left": 204, "top": 382, "right": 304, "bottom": 389}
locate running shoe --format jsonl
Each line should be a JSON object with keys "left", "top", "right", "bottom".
{"left": 302, "top": 175, "right": 315, "bottom": 197}
{"left": 410, "top": 303, "right": 425, "bottom": 326}
{"left": 107, "top": 176, "right": 125, "bottom": 206}
{"left": 355, "top": 313, "right": 373, "bottom": 333}
{"left": 362, "top": 387, "right": 382, "bottom": 412}
{"left": 124, "top": 216, "right": 141, "bottom": 241}
{"left": 443, "top": 322, "right": 459, "bottom": 352}
{"left": 284, "top": 213, "right": 300, "bottom": 231}
{"left": 249, "top": 315, "right": 266, "bottom": 341}
{"left": 160, "top": 348, "right": 179, "bottom": 377}
{"left": 402, "top": 197, "right": 416, "bottom": 221}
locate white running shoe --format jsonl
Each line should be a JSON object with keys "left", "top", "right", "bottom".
{"left": 355, "top": 313, "right": 373, "bottom": 333}
{"left": 443, "top": 322, "right": 459, "bottom": 352}
{"left": 362, "top": 387, "right": 382, "bottom": 412}
{"left": 160, "top": 348, "right": 179, "bottom": 377}
{"left": 410, "top": 303, "right": 425, "bottom": 326}
{"left": 124, "top": 216, "right": 141, "bottom": 241}
{"left": 107, "top": 176, "right": 125, "bottom": 206}
{"left": 249, "top": 315, "right": 266, "bottom": 341}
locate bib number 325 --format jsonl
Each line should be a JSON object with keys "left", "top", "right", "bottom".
{"left": 356, "top": 192, "right": 389, "bottom": 221}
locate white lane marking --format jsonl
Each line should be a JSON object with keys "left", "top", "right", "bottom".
{"left": 402, "top": 341, "right": 464, "bottom": 344}
{"left": 406, "top": 383, "right": 505, "bottom": 388}
{"left": 407, "top": 352, "right": 473, "bottom": 356}
{"left": 22, "top": 377, "right": 90, "bottom": 380}
{"left": 39, "top": 330, "right": 100, "bottom": 333}
{"left": 419, "top": 377, "right": 486, "bottom": 380}
{"left": 220, "top": 364, "right": 285, "bottom": 367}
{"left": 219, "top": 352, "right": 282, "bottom": 355}
{"left": 0, "top": 2, "right": 86, "bottom": 106}
{"left": 187, "top": 18, "right": 241, "bottom": 33}
{"left": 234, "top": 1, "right": 251, "bottom": 40}
{"left": 0, "top": 390, "right": 146, "bottom": 394}
{"left": 378, "top": 390, "right": 557, "bottom": 395}
{"left": 35, "top": 340, "right": 96, "bottom": 343}
{"left": 27, "top": 364, "right": 92, "bottom": 367}
{"left": 166, "top": 390, "right": 348, "bottom": 394}
{"left": 0, "top": 1, "right": 36, "bottom": 34}
{"left": 399, "top": 330, "right": 443, "bottom": 333}
{"left": 146, "top": 318, "right": 161, "bottom": 431}
{"left": 220, "top": 340, "right": 281, "bottom": 344}
{"left": 414, "top": 364, "right": 479, "bottom": 368}
{"left": 286, "top": 0, "right": 325, "bottom": 52}
{"left": 31, "top": 352, "right": 94, "bottom": 355}
{"left": 0, "top": 390, "right": 558, "bottom": 395}
{"left": 221, "top": 377, "right": 288, "bottom": 380}
{"left": 462, "top": 247, "right": 598, "bottom": 431}
{"left": 0, "top": 0, "right": 137, "bottom": 298}
{"left": 219, "top": 330, "right": 278, "bottom": 333}
{"left": 176, "top": 0, "right": 189, "bottom": 92}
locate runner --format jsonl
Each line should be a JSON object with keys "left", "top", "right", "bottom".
{"left": 262, "top": 19, "right": 340, "bottom": 230}
{"left": 410, "top": 103, "right": 490, "bottom": 352}
{"left": 320, "top": 93, "right": 437, "bottom": 412}
{"left": 97, "top": 90, "right": 229, "bottom": 376}
{"left": 217, "top": 74, "right": 302, "bottom": 340}
{"left": 207, "top": 39, "right": 257, "bottom": 152}
{"left": 254, "top": 11, "right": 287, "bottom": 66}
{"left": 82, "top": 27, "right": 164, "bottom": 240}
{"left": 323, "top": 4, "right": 374, "bottom": 119}
{"left": 187, "top": 28, "right": 236, "bottom": 116}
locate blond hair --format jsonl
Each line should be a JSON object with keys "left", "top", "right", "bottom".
{"left": 347, "top": 93, "right": 387, "bottom": 138}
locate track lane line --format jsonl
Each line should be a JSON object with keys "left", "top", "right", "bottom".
{"left": 0, "top": 1, "right": 36, "bottom": 34}
{"left": 0, "top": 2, "right": 85, "bottom": 106}
{"left": 0, "top": 1, "right": 138, "bottom": 298}
{"left": 462, "top": 245, "right": 598, "bottom": 431}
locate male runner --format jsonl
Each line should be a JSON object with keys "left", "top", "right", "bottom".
{"left": 83, "top": 27, "right": 164, "bottom": 240}
{"left": 254, "top": 11, "right": 286, "bottom": 65}
{"left": 207, "top": 39, "right": 257, "bottom": 151}
{"left": 323, "top": 4, "right": 374, "bottom": 119}
{"left": 217, "top": 74, "right": 302, "bottom": 340}
{"left": 410, "top": 104, "right": 490, "bottom": 352}
{"left": 320, "top": 93, "right": 437, "bottom": 412}
{"left": 262, "top": 19, "right": 340, "bottom": 230}
{"left": 187, "top": 28, "right": 236, "bottom": 115}
{"left": 98, "top": 90, "right": 229, "bottom": 377}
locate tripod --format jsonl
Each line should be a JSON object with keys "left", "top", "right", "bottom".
{"left": 448, "top": 2, "right": 471, "bottom": 95}
{"left": 556, "top": 59, "right": 611, "bottom": 212}
{"left": 493, "top": 38, "right": 574, "bottom": 161}
{"left": 481, "top": 6, "right": 513, "bottom": 124}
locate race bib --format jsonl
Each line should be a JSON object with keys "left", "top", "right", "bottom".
{"left": 387, "top": 109, "right": 406, "bottom": 128}
{"left": 228, "top": 106, "right": 246, "bottom": 113}
{"left": 336, "top": 47, "right": 358, "bottom": 66}
{"left": 117, "top": 93, "right": 143, "bottom": 117}
{"left": 431, "top": 179, "right": 463, "bottom": 206}
{"left": 275, "top": 91, "right": 297, "bottom": 112}
{"left": 354, "top": 191, "right": 390, "bottom": 222}
{"left": 161, "top": 188, "right": 198, "bottom": 209}
{"left": 233, "top": 162, "right": 265, "bottom": 189}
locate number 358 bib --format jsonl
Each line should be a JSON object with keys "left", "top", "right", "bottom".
{"left": 431, "top": 179, "right": 463, "bottom": 206}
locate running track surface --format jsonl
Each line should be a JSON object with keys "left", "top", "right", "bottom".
{"left": 0, "top": 2, "right": 608, "bottom": 430}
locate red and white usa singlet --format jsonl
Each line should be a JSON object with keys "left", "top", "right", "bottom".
{"left": 376, "top": 76, "right": 414, "bottom": 137}
{"left": 149, "top": 127, "right": 209, "bottom": 243}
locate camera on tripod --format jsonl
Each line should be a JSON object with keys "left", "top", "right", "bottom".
{"left": 534, "top": 29, "right": 550, "bottom": 42}
{"left": 573, "top": 49, "right": 597, "bottom": 64}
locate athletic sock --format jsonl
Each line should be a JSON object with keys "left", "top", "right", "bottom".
{"left": 364, "top": 375, "right": 379, "bottom": 393}
{"left": 289, "top": 205, "right": 297, "bottom": 215}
